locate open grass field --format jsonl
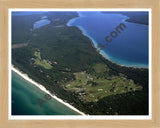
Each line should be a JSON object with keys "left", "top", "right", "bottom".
{"left": 12, "top": 43, "right": 28, "bottom": 49}
{"left": 34, "top": 51, "right": 41, "bottom": 59}
{"left": 65, "top": 66, "right": 142, "bottom": 102}
{"left": 93, "top": 63, "right": 109, "bottom": 73}
{"left": 34, "top": 51, "right": 52, "bottom": 69}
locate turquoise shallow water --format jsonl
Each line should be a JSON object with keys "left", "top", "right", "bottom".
{"left": 12, "top": 71, "right": 80, "bottom": 115}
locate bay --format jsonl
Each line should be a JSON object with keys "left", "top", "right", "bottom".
{"left": 68, "top": 11, "right": 149, "bottom": 68}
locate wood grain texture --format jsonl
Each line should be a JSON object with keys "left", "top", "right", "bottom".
{"left": 0, "top": 0, "right": 160, "bottom": 127}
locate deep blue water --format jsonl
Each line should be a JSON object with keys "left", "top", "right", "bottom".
{"left": 68, "top": 11, "right": 149, "bottom": 68}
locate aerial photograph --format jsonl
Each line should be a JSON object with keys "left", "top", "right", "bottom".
{"left": 11, "top": 10, "right": 149, "bottom": 116}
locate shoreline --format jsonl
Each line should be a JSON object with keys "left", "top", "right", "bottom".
{"left": 67, "top": 12, "right": 148, "bottom": 69}
{"left": 11, "top": 65, "right": 85, "bottom": 116}
{"left": 70, "top": 24, "right": 148, "bottom": 69}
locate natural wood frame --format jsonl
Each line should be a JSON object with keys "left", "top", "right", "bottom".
{"left": 0, "top": 0, "right": 160, "bottom": 127}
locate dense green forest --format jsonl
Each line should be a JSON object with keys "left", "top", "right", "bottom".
{"left": 12, "top": 12, "right": 149, "bottom": 115}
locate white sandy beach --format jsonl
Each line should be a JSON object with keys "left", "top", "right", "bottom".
{"left": 11, "top": 66, "right": 85, "bottom": 115}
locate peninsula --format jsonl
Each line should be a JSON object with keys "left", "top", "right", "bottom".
{"left": 12, "top": 11, "right": 148, "bottom": 115}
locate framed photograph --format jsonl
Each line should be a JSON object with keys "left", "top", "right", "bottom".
{"left": 10, "top": 8, "right": 151, "bottom": 119}
{"left": 0, "top": 0, "right": 160, "bottom": 128}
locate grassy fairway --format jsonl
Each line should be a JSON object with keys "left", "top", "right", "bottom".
{"left": 65, "top": 64, "right": 143, "bottom": 102}
{"left": 34, "top": 51, "right": 52, "bottom": 69}
{"left": 34, "top": 51, "right": 41, "bottom": 59}
{"left": 93, "top": 63, "right": 109, "bottom": 73}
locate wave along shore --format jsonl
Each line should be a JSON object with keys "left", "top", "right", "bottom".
{"left": 11, "top": 66, "right": 85, "bottom": 115}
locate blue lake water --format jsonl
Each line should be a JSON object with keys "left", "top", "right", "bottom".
{"left": 33, "top": 19, "right": 51, "bottom": 29}
{"left": 68, "top": 11, "right": 149, "bottom": 68}
{"left": 12, "top": 12, "right": 51, "bottom": 29}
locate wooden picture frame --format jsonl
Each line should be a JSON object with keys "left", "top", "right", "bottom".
{"left": 0, "top": 0, "right": 160, "bottom": 127}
